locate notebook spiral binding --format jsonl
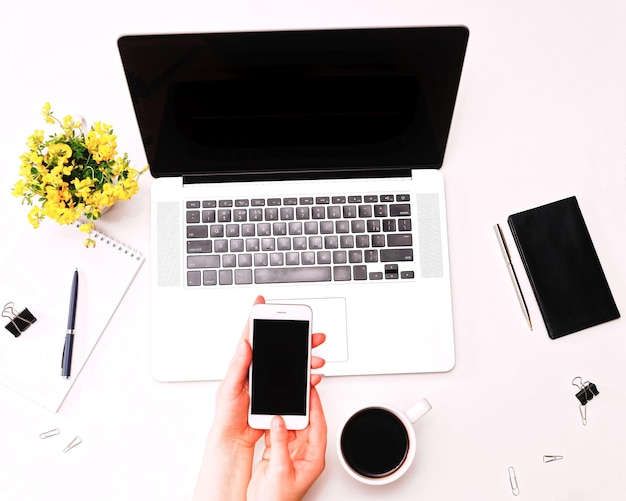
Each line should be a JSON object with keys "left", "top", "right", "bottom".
{"left": 73, "top": 221, "right": 144, "bottom": 261}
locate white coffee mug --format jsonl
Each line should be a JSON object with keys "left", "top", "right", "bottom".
{"left": 337, "top": 398, "right": 432, "bottom": 485}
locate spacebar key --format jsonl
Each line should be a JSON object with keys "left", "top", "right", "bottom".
{"left": 255, "top": 267, "right": 332, "bottom": 284}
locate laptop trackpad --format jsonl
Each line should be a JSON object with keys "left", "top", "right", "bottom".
{"left": 267, "top": 297, "right": 348, "bottom": 363}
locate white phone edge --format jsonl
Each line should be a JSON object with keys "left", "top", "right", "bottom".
{"left": 247, "top": 303, "right": 313, "bottom": 430}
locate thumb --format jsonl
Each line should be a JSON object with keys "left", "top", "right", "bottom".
{"left": 268, "top": 416, "right": 292, "bottom": 476}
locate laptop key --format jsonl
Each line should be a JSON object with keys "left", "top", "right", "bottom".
{"left": 255, "top": 267, "right": 332, "bottom": 284}
{"left": 390, "top": 203, "right": 411, "bottom": 216}
{"left": 222, "top": 254, "right": 236, "bottom": 267}
{"left": 203, "top": 270, "right": 217, "bottom": 285}
{"left": 384, "top": 264, "right": 399, "bottom": 279}
{"left": 218, "top": 210, "right": 231, "bottom": 222}
{"left": 380, "top": 249, "right": 414, "bottom": 262}
{"left": 219, "top": 270, "right": 233, "bottom": 285}
{"left": 312, "top": 207, "right": 325, "bottom": 219}
{"left": 187, "top": 271, "right": 201, "bottom": 286}
{"left": 187, "top": 225, "right": 209, "bottom": 238}
{"left": 187, "top": 255, "right": 220, "bottom": 269}
{"left": 286, "top": 252, "right": 300, "bottom": 265}
{"left": 382, "top": 219, "right": 396, "bottom": 232}
{"left": 302, "top": 252, "right": 315, "bottom": 265}
{"left": 333, "top": 266, "right": 351, "bottom": 281}
{"left": 238, "top": 254, "right": 253, "bottom": 267}
{"left": 187, "top": 240, "right": 212, "bottom": 253}
{"left": 202, "top": 210, "right": 216, "bottom": 223}
{"left": 387, "top": 234, "right": 413, "bottom": 247}
{"left": 187, "top": 210, "right": 200, "bottom": 223}
{"left": 209, "top": 224, "right": 224, "bottom": 237}
{"left": 235, "top": 269, "right": 253, "bottom": 284}
{"left": 364, "top": 250, "right": 378, "bottom": 262}
{"left": 353, "top": 265, "right": 367, "bottom": 280}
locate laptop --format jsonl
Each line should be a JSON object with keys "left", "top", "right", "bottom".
{"left": 117, "top": 26, "right": 469, "bottom": 382}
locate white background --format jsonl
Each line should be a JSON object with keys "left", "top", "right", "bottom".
{"left": 1, "top": 1, "right": 625, "bottom": 499}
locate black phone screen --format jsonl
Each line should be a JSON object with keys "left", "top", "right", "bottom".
{"left": 250, "top": 319, "right": 309, "bottom": 416}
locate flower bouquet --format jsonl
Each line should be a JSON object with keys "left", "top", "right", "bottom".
{"left": 13, "top": 103, "right": 146, "bottom": 247}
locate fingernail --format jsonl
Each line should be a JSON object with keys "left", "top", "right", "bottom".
{"left": 272, "top": 416, "right": 284, "bottom": 430}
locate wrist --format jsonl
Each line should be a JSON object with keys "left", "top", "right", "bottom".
{"left": 193, "top": 432, "right": 256, "bottom": 501}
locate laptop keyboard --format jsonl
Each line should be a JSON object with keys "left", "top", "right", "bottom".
{"left": 185, "top": 194, "right": 416, "bottom": 287}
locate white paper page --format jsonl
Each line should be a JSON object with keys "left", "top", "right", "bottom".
{"left": 0, "top": 220, "right": 144, "bottom": 412}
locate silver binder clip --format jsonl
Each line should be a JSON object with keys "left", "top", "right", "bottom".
{"left": 579, "top": 404, "right": 587, "bottom": 426}
{"left": 543, "top": 455, "right": 563, "bottom": 463}
{"left": 508, "top": 466, "right": 520, "bottom": 496}
{"left": 63, "top": 436, "right": 82, "bottom": 453}
{"left": 572, "top": 376, "right": 598, "bottom": 425}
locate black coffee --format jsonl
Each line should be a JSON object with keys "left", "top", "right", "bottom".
{"left": 340, "top": 407, "right": 409, "bottom": 478}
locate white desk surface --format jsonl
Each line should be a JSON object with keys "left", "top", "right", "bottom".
{"left": 1, "top": 1, "right": 625, "bottom": 499}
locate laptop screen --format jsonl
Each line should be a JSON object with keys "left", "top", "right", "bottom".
{"left": 118, "top": 27, "right": 468, "bottom": 180}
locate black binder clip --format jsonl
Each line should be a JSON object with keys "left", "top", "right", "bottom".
{"left": 572, "top": 376, "right": 599, "bottom": 426}
{"left": 2, "top": 302, "right": 37, "bottom": 337}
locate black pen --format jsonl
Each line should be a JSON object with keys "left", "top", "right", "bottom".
{"left": 61, "top": 269, "right": 79, "bottom": 378}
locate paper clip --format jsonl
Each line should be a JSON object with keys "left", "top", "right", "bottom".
{"left": 39, "top": 428, "right": 60, "bottom": 439}
{"left": 2, "top": 302, "right": 37, "bottom": 337}
{"left": 543, "top": 455, "right": 563, "bottom": 463}
{"left": 508, "top": 466, "right": 520, "bottom": 496}
{"left": 63, "top": 436, "right": 82, "bottom": 453}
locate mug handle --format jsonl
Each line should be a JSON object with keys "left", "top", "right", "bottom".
{"left": 405, "top": 398, "right": 432, "bottom": 423}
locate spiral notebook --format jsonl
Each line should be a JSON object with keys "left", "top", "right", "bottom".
{"left": 0, "top": 220, "right": 144, "bottom": 412}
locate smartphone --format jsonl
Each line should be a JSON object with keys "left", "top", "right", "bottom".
{"left": 248, "top": 303, "right": 312, "bottom": 430}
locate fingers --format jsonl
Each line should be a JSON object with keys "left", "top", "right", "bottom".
{"left": 311, "top": 356, "right": 325, "bottom": 370}
{"left": 240, "top": 295, "right": 266, "bottom": 342}
{"left": 268, "top": 415, "right": 293, "bottom": 476}
{"left": 220, "top": 337, "right": 252, "bottom": 395}
{"left": 308, "top": 386, "right": 327, "bottom": 445}
{"left": 311, "top": 333, "right": 326, "bottom": 349}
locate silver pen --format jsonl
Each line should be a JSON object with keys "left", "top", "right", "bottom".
{"left": 494, "top": 224, "right": 532, "bottom": 330}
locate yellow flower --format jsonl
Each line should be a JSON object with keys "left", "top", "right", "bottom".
{"left": 62, "top": 115, "right": 76, "bottom": 134}
{"left": 41, "top": 102, "right": 55, "bottom": 124}
{"left": 27, "top": 206, "right": 43, "bottom": 228}
{"left": 48, "top": 143, "right": 72, "bottom": 165}
{"left": 79, "top": 222, "right": 94, "bottom": 234}
{"left": 12, "top": 179, "right": 25, "bottom": 197}
{"left": 16, "top": 103, "right": 145, "bottom": 247}
{"left": 27, "top": 130, "right": 44, "bottom": 149}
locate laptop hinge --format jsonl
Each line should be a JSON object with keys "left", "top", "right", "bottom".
{"left": 182, "top": 168, "right": 413, "bottom": 185}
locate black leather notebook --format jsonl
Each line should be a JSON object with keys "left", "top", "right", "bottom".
{"left": 507, "top": 196, "right": 620, "bottom": 339}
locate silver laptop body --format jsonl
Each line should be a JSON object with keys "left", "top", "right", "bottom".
{"left": 118, "top": 26, "right": 469, "bottom": 381}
